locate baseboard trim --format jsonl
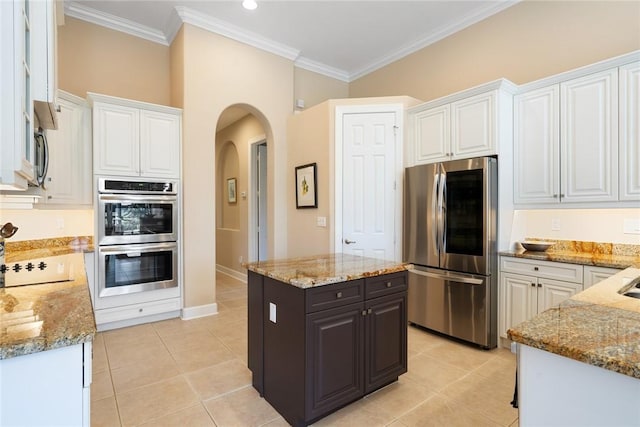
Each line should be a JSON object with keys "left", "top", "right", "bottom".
{"left": 181, "top": 303, "right": 218, "bottom": 320}
{"left": 216, "top": 264, "right": 248, "bottom": 283}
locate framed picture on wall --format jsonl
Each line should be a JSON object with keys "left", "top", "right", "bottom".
{"left": 227, "top": 178, "right": 237, "bottom": 203}
{"left": 295, "top": 163, "right": 317, "bottom": 209}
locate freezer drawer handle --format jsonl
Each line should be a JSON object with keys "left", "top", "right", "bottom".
{"left": 410, "top": 268, "right": 484, "bottom": 285}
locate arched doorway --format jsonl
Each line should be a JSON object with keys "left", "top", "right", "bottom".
{"left": 215, "top": 105, "right": 270, "bottom": 281}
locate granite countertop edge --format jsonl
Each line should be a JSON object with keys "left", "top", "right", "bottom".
{"left": 244, "top": 254, "right": 411, "bottom": 289}
{"left": 499, "top": 249, "right": 640, "bottom": 269}
{"left": 507, "top": 267, "right": 640, "bottom": 380}
{"left": 1, "top": 238, "right": 97, "bottom": 360}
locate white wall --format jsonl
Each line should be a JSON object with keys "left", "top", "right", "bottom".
{"left": 509, "top": 209, "right": 640, "bottom": 248}
{"left": 0, "top": 209, "right": 93, "bottom": 242}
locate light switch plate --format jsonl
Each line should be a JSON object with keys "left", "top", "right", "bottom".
{"left": 317, "top": 216, "right": 327, "bottom": 227}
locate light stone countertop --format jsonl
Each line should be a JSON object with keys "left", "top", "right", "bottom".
{"left": 508, "top": 267, "right": 640, "bottom": 379}
{"left": 1, "top": 239, "right": 96, "bottom": 360}
{"left": 243, "top": 253, "right": 410, "bottom": 288}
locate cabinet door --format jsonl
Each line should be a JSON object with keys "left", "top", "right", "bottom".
{"left": 411, "top": 104, "right": 450, "bottom": 164}
{"left": 513, "top": 85, "right": 560, "bottom": 204}
{"left": 365, "top": 293, "right": 407, "bottom": 393}
{"left": 501, "top": 273, "right": 536, "bottom": 337}
{"left": 44, "top": 92, "right": 91, "bottom": 205}
{"left": 561, "top": 69, "right": 618, "bottom": 202}
{"left": 93, "top": 102, "right": 139, "bottom": 176}
{"left": 619, "top": 61, "right": 640, "bottom": 201}
{"left": 140, "top": 110, "right": 180, "bottom": 178}
{"left": 583, "top": 266, "right": 621, "bottom": 289}
{"left": 451, "top": 91, "right": 496, "bottom": 159}
{"left": 306, "top": 302, "right": 364, "bottom": 420}
{"left": 537, "top": 278, "right": 582, "bottom": 313}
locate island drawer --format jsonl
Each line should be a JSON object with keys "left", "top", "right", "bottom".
{"left": 305, "top": 279, "right": 364, "bottom": 313}
{"left": 365, "top": 271, "right": 408, "bottom": 299}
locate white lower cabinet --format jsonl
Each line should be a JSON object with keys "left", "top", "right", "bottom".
{"left": 0, "top": 341, "right": 92, "bottom": 426}
{"left": 499, "top": 257, "right": 583, "bottom": 339}
{"left": 583, "top": 265, "right": 622, "bottom": 289}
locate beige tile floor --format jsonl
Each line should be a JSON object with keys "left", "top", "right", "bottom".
{"left": 91, "top": 273, "right": 519, "bottom": 427}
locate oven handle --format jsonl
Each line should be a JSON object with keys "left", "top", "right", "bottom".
{"left": 99, "top": 242, "right": 177, "bottom": 255}
{"left": 409, "top": 268, "right": 484, "bottom": 285}
{"left": 99, "top": 194, "right": 177, "bottom": 202}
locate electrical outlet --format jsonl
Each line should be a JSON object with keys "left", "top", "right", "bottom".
{"left": 551, "top": 219, "right": 560, "bottom": 231}
{"left": 238, "top": 255, "right": 243, "bottom": 264}
{"left": 317, "top": 216, "right": 327, "bottom": 227}
{"left": 269, "top": 302, "right": 277, "bottom": 323}
{"left": 623, "top": 218, "right": 640, "bottom": 234}
{"left": 56, "top": 217, "right": 64, "bottom": 230}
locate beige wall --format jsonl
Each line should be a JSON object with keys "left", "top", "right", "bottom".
{"left": 350, "top": 0, "right": 640, "bottom": 101}
{"left": 178, "top": 24, "right": 293, "bottom": 309}
{"left": 0, "top": 209, "right": 93, "bottom": 242}
{"left": 294, "top": 68, "right": 349, "bottom": 110}
{"left": 215, "top": 114, "right": 265, "bottom": 274}
{"left": 58, "top": 17, "right": 171, "bottom": 105}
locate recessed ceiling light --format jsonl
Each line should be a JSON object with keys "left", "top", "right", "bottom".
{"left": 242, "top": 0, "right": 257, "bottom": 10}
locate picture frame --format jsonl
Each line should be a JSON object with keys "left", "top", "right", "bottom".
{"left": 227, "top": 178, "right": 237, "bottom": 203}
{"left": 295, "top": 163, "right": 317, "bottom": 209}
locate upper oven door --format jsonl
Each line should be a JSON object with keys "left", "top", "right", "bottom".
{"left": 98, "top": 194, "right": 178, "bottom": 245}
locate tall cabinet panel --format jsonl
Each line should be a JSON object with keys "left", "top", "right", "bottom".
{"left": 513, "top": 86, "right": 559, "bottom": 204}
{"left": 560, "top": 69, "right": 618, "bottom": 202}
{"left": 93, "top": 103, "right": 140, "bottom": 176}
{"left": 619, "top": 61, "right": 640, "bottom": 201}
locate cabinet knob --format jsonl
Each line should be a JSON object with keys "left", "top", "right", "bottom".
{"left": 534, "top": 267, "right": 539, "bottom": 271}
{"left": 139, "top": 308, "right": 143, "bottom": 313}
{"left": 336, "top": 291, "right": 342, "bottom": 299}
{"left": 553, "top": 194, "right": 558, "bottom": 198}
{"left": 361, "top": 310, "right": 367, "bottom": 316}
{"left": 537, "top": 283, "right": 542, "bottom": 288}
{"left": 367, "top": 308, "right": 372, "bottom": 314}
{"left": 386, "top": 281, "right": 392, "bottom": 288}
{"left": 531, "top": 283, "right": 536, "bottom": 287}
{"left": 47, "top": 195, "right": 52, "bottom": 199}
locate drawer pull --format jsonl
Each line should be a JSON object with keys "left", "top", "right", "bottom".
{"left": 386, "top": 282, "right": 392, "bottom": 288}
{"left": 336, "top": 292, "right": 343, "bottom": 299}
{"left": 534, "top": 267, "right": 539, "bottom": 271}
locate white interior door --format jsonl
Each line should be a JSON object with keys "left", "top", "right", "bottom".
{"left": 341, "top": 111, "right": 397, "bottom": 260}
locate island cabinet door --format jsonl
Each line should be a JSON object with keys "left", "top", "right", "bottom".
{"left": 305, "top": 301, "right": 365, "bottom": 421}
{"left": 365, "top": 292, "right": 408, "bottom": 393}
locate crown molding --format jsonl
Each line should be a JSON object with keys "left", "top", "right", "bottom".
{"left": 349, "top": 0, "right": 521, "bottom": 82}
{"left": 174, "top": 6, "right": 300, "bottom": 61}
{"left": 294, "top": 57, "right": 350, "bottom": 83}
{"left": 64, "top": 1, "right": 169, "bottom": 46}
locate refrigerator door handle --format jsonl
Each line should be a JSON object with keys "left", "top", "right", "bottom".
{"left": 409, "top": 268, "right": 484, "bottom": 285}
{"left": 431, "top": 172, "right": 440, "bottom": 252}
{"left": 438, "top": 170, "right": 447, "bottom": 252}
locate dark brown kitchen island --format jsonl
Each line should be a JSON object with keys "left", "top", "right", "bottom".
{"left": 244, "top": 253, "right": 410, "bottom": 427}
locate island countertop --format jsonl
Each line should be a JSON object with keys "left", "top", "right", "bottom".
{"left": 243, "top": 253, "right": 410, "bottom": 289}
{"left": 508, "top": 267, "right": 640, "bottom": 379}
{"left": 1, "top": 247, "right": 96, "bottom": 360}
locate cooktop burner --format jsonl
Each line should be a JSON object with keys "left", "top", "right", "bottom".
{"left": 0, "top": 253, "right": 80, "bottom": 288}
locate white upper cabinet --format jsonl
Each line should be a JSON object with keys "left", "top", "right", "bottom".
{"left": 411, "top": 104, "right": 450, "bottom": 163}
{"left": 31, "top": 0, "right": 58, "bottom": 130}
{"left": 561, "top": 69, "right": 618, "bottom": 202}
{"left": 515, "top": 68, "right": 620, "bottom": 204}
{"left": 451, "top": 91, "right": 495, "bottom": 159}
{"left": 513, "top": 86, "right": 560, "bottom": 204}
{"left": 0, "top": 0, "right": 35, "bottom": 190}
{"left": 90, "top": 93, "right": 181, "bottom": 179}
{"left": 42, "top": 90, "right": 92, "bottom": 205}
{"left": 619, "top": 61, "right": 640, "bottom": 201}
{"left": 407, "top": 80, "right": 515, "bottom": 166}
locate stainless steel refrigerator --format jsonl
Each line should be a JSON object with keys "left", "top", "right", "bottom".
{"left": 403, "top": 156, "right": 497, "bottom": 348}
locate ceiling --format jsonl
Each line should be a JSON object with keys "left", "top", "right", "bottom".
{"left": 65, "top": 0, "right": 518, "bottom": 82}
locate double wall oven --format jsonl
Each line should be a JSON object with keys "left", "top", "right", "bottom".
{"left": 95, "top": 178, "right": 179, "bottom": 307}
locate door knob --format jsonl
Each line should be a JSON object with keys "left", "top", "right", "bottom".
{"left": 344, "top": 239, "right": 356, "bottom": 244}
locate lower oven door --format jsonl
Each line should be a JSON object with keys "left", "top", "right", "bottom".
{"left": 98, "top": 242, "right": 178, "bottom": 297}
{"left": 408, "top": 266, "right": 495, "bottom": 348}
